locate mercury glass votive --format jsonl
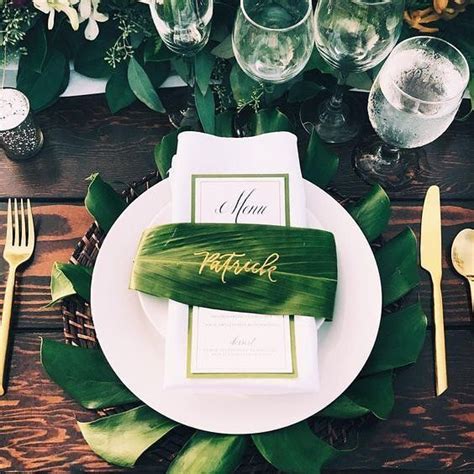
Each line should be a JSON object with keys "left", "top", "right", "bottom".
{"left": 0, "top": 88, "right": 44, "bottom": 161}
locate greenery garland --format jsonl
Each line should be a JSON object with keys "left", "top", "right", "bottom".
{"left": 43, "top": 108, "right": 428, "bottom": 473}
{"left": 1, "top": 0, "right": 473, "bottom": 119}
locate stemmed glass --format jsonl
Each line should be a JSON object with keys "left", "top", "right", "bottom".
{"left": 149, "top": 0, "right": 213, "bottom": 128}
{"left": 353, "top": 36, "right": 470, "bottom": 189}
{"left": 232, "top": 0, "right": 314, "bottom": 86}
{"left": 300, "top": 0, "right": 405, "bottom": 143}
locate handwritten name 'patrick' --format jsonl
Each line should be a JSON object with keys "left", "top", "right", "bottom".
{"left": 194, "top": 251, "right": 279, "bottom": 284}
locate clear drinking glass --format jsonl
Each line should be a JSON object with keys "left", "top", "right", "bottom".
{"left": 301, "top": 0, "right": 405, "bottom": 143}
{"left": 353, "top": 36, "right": 470, "bottom": 189}
{"left": 232, "top": 0, "right": 314, "bottom": 85}
{"left": 149, "top": 0, "right": 213, "bottom": 128}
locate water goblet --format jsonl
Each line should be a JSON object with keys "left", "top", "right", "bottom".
{"left": 300, "top": 0, "right": 405, "bottom": 143}
{"left": 353, "top": 36, "right": 470, "bottom": 189}
{"left": 232, "top": 0, "right": 314, "bottom": 86}
{"left": 149, "top": 0, "right": 213, "bottom": 128}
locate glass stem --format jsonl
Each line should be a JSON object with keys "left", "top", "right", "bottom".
{"left": 378, "top": 143, "right": 402, "bottom": 167}
{"left": 327, "top": 71, "right": 348, "bottom": 112}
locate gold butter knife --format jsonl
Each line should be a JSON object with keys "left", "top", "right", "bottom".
{"left": 421, "top": 185, "right": 447, "bottom": 396}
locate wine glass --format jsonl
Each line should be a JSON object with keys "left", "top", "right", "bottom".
{"left": 300, "top": 0, "right": 405, "bottom": 143}
{"left": 353, "top": 36, "right": 470, "bottom": 189}
{"left": 232, "top": 0, "right": 314, "bottom": 85}
{"left": 149, "top": 0, "right": 213, "bottom": 128}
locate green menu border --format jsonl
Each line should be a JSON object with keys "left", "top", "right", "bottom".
{"left": 186, "top": 173, "right": 298, "bottom": 378}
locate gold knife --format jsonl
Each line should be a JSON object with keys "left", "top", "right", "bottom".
{"left": 421, "top": 185, "right": 447, "bottom": 396}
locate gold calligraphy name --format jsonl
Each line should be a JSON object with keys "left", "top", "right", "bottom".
{"left": 194, "top": 251, "right": 279, "bottom": 284}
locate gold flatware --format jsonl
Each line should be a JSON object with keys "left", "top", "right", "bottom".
{"left": 420, "top": 185, "right": 447, "bottom": 397}
{"left": 0, "top": 199, "right": 35, "bottom": 396}
{"left": 451, "top": 228, "right": 474, "bottom": 313}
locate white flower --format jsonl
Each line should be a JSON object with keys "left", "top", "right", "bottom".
{"left": 33, "top": 0, "right": 80, "bottom": 31}
{"left": 78, "top": 0, "right": 108, "bottom": 41}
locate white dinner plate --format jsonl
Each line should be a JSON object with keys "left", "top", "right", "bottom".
{"left": 91, "top": 178, "right": 381, "bottom": 434}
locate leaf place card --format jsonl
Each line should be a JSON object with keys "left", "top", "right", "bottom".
{"left": 137, "top": 131, "right": 329, "bottom": 394}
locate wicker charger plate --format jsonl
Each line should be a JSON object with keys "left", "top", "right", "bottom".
{"left": 61, "top": 170, "right": 372, "bottom": 472}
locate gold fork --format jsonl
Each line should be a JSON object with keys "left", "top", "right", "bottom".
{"left": 0, "top": 199, "right": 35, "bottom": 396}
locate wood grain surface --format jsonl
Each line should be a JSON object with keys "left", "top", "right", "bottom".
{"left": 0, "top": 91, "right": 472, "bottom": 472}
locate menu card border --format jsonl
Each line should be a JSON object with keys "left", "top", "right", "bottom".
{"left": 186, "top": 173, "right": 298, "bottom": 378}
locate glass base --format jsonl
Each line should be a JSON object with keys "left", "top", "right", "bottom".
{"left": 352, "top": 135, "right": 422, "bottom": 190}
{"left": 300, "top": 92, "right": 362, "bottom": 144}
{"left": 169, "top": 105, "right": 201, "bottom": 131}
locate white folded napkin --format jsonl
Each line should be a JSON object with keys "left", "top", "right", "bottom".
{"left": 163, "top": 131, "right": 319, "bottom": 394}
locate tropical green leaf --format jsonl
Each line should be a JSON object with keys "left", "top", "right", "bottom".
{"left": 144, "top": 61, "right": 171, "bottom": 90}
{"left": 317, "top": 394, "right": 370, "bottom": 419}
{"left": 23, "top": 21, "right": 47, "bottom": 73}
{"left": 248, "top": 108, "right": 292, "bottom": 135}
{"left": 130, "top": 223, "right": 338, "bottom": 320}
{"left": 302, "top": 130, "right": 340, "bottom": 187}
{"left": 41, "top": 339, "right": 139, "bottom": 409}
{"left": 346, "top": 72, "right": 373, "bottom": 90}
{"left": 230, "top": 62, "right": 261, "bottom": 104}
{"left": 195, "top": 85, "right": 216, "bottom": 134}
{"left": 375, "top": 228, "right": 420, "bottom": 306}
{"left": 195, "top": 49, "right": 216, "bottom": 95}
{"left": 172, "top": 56, "right": 193, "bottom": 85}
{"left": 252, "top": 421, "right": 341, "bottom": 473}
{"left": 214, "top": 111, "right": 234, "bottom": 137}
{"left": 288, "top": 80, "right": 325, "bottom": 103}
{"left": 74, "top": 36, "right": 114, "bottom": 78}
{"left": 345, "top": 371, "right": 394, "bottom": 420}
{"left": 318, "top": 371, "right": 394, "bottom": 420}
{"left": 84, "top": 173, "right": 127, "bottom": 233}
{"left": 456, "top": 77, "right": 473, "bottom": 121}
{"left": 154, "top": 129, "right": 178, "bottom": 178}
{"left": 362, "top": 303, "right": 427, "bottom": 376}
{"left": 304, "top": 48, "right": 334, "bottom": 74}
{"left": 168, "top": 432, "right": 247, "bottom": 474}
{"left": 78, "top": 406, "right": 178, "bottom": 467}
{"left": 49, "top": 262, "right": 92, "bottom": 305}
{"left": 17, "top": 48, "right": 68, "bottom": 111}
{"left": 211, "top": 34, "right": 234, "bottom": 59}
{"left": 347, "top": 185, "right": 391, "bottom": 242}
{"left": 128, "top": 57, "right": 165, "bottom": 113}
{"left": 106, "top": 64, "right": 136, "bottom": 114}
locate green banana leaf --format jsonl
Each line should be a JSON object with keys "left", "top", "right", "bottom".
{"left": 130, "top": 223, "right": 338, "bottom": 320}
{"left": 41, "top": 339, "right": 139, "bottom": 409}
{"left": 248, "top": 109, "right": 293, "bottom": 135}
{"left": 168, "top": 432, "right": 247, "bottom": 474}
{"left": 347, "top": 185, "right": 391, "bottom": 242}
{"left": 317, "top": 371, "right": 394, "bottom": 420}
{"left": 362, "top": 303, "right": 427, "bottom": 376}
{"left": 78, "top": 405, "right": 178, "bottom": 468}
{"left": 252, "top": 421, "right": 341, "bottom": 474}
{"left": 49, "top": 262, "right": 92, "bottom": 306}
{"left": 302, "top": 130, "right": 340, "bottom": 188}
{"left": 85, "top": 173, "right": 127, "bottom": 233}
{"left": 375, "top": 228, "right": 420, "bottom": 306}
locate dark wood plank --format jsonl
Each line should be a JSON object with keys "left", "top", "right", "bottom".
{"left": 0, "top": 92, "right": 472, "bottom": 200}
{"left": 0, "top": 330, "right": 473, "bottom": 471}
{"left": 0, "top": 202, "right": 472, "bottom": 329}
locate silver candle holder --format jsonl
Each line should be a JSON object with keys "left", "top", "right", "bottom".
{"left": 0, "top": 88, "right": 44, "bottom": 161}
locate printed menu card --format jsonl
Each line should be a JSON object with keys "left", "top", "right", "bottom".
{"left": 163, "top": 132, "right": 319, "bottom": 394}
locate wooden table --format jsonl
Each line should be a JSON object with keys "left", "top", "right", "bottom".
{"left": 0, "top": 90, "right": 473, "bottom": 472}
